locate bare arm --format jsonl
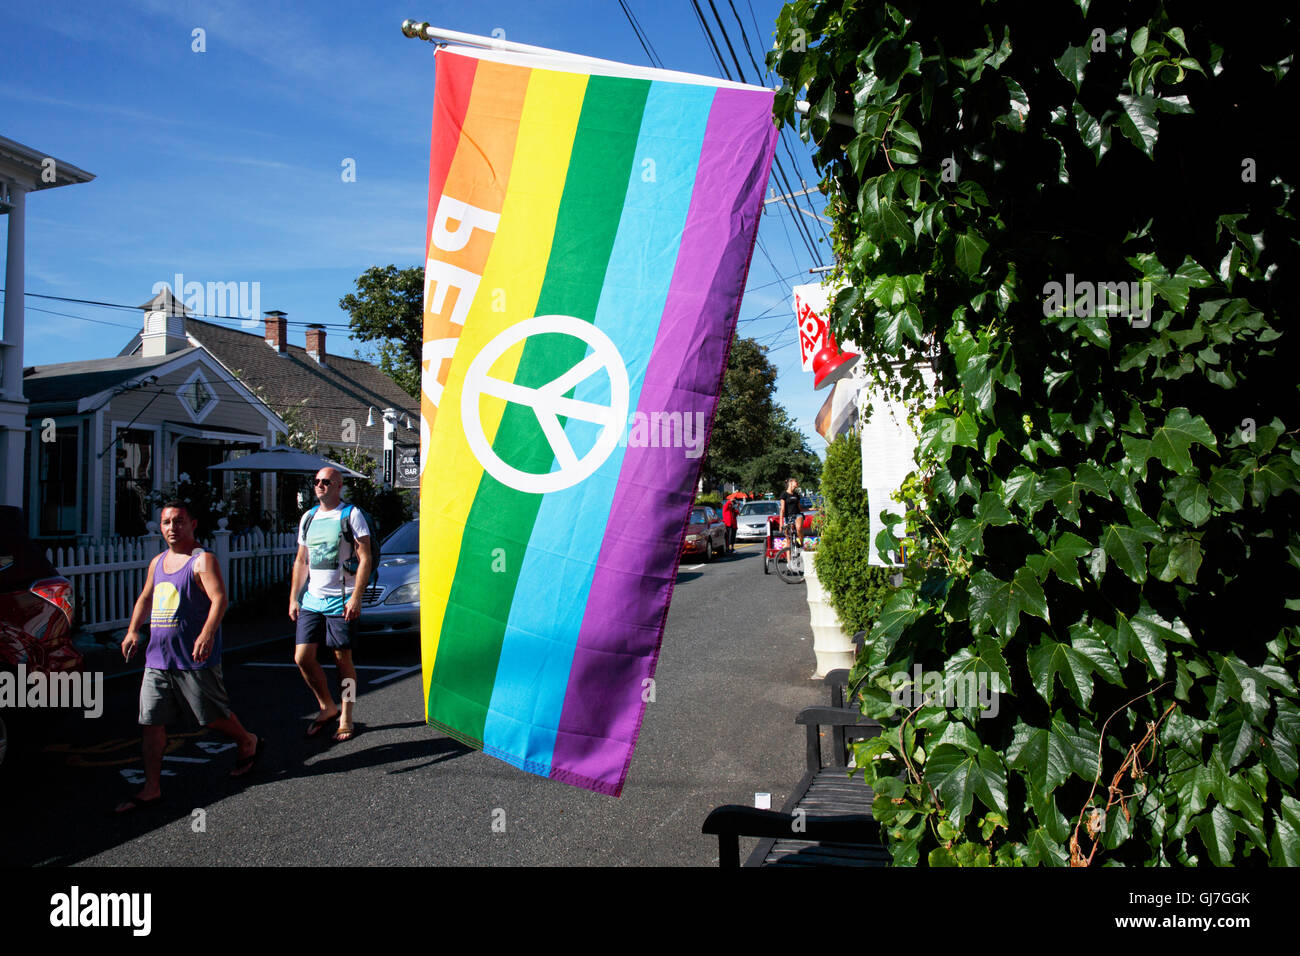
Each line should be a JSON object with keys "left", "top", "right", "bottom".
{"left": 190, "top": 551, "right": 228, "bottom": 664}
{"left": 122, "top": 555, "right": 160, "bottom": 661}
{"left": 343, "top": 536, "right": 371, "bottom": 622}
{"left": 289, "top": 544, "right": 309, "bottom": 620}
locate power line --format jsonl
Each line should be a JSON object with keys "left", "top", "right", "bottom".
{"left": 688, "top": 0, "right": 728, "bottom": 75}
{"left": 697, "top": 0, "right": 821, "bottom": 263}
{"left": 4, "top": 289, "right": 356, "bottom": 330}
{"left": 725, "top": 0, "right": 830, "bottom": 248}
{"left": 617, "top": 0, "right": 664, "bottom": 69}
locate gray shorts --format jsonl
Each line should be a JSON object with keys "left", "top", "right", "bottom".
{"left": 139, "top": 664, "right": 232, "bottom": 726}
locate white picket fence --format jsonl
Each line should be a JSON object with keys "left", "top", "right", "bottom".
{"left": 45, "top": 527, "right": 299, "bottom": 633}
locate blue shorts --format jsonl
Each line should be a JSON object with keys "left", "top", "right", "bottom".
{"left": 295, "top": 608, "right": 357, "bottom": 650}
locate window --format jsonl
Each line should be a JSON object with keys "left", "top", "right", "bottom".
{"left": 181, "top": 378, "right": 213, "bottom": 416}
{"left": 115, "top": 429, "right": 154, "bottom": 537}
{"left": 38, "top": 427, "right": 79, "bottom": 537}
{"left": 178, "top": 367, "right": 219, "bottom": 423}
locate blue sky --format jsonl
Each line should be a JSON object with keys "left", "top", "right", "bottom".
{"left": 3, "top": 0, "right": 834, "bottom": 455}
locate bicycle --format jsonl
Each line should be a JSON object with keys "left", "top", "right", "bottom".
{"left": 775, "top": 518, "right": 805, "bottom": 584}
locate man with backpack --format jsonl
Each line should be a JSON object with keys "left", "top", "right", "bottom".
{"left": 289, "top": 467, "right": 373, "bottom": 742}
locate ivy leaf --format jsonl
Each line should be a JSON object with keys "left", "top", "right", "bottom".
{"left": 969, "top": 568, "right": 1050, "bottom": 640}
{"left": 1055, "top": 44, "right": 1088, "bottom": 92}
{"left": 1101, "top": 522, "right": 1149, "bottom": 583}
{"left": 1025, "top": 531, "right": 1093, "bottom": 589}
{"left": 1277, "top": 699, "right": 1300, "bottom": 747}
{"left": 1167, "top": 474, "right": 1212, "bottom": 526}
{"left": 1001, "top": 465, "right": 1040, "bottom": 512}
{"left": 955, "top": 230, "right": 990, "bottom": 277}
{"left": 974, "top": 491, "right": 1014, "bottom": 527}
{"left": 1270, "top": 796, "right": 1300, "bottom": 866}
{"left": 1028, "top": 828, "right": 1069, "bottom": 866}
{"left": 934, "top": 721, "right": 983, "bottom": 754}
{"left": 1112, "top": 613, "right": 1185, "bottom": 681}
{"left": 945, "top": 637, "right": 1014, "bottom": 700}
{"left": 1028, "top": 639, "right": 1099, "bottom": 708}
{"left": 1148, "top": 407, "right": 1217, "bottom": 474}
{"left": 1261, "top": 732, "right": 1298, "bottom": 786}
{"left": 1007, "top": 717, "right": 1101, "bottom": 793}
{"left": 1208, "top": 467, "right": 1245, "bottom": 511}
{"left": 875, "top": 304, "right": 925, "bottom": 350}
{"left": 867, "top": 590, "right": 920, "bottom": 665}
{"left": 1195, "top": 804, "right": 1241, "bottom": 867}
{"left": 924, "top": 744, "right": 1009, "bottom": 825}
{"left": 919, "top": 410, "right": 979, "bottom": 459}
{"left": 1149, "top": 533, "right": 1203, "bottom": 584}
{"left": 1217, "top": 707, "right": 1256, "bottom": 769}
{"left": 1250, "top": 455, "right": 1299, "bottom": 505}
{"left": 1117, "top": 93, "right": 1160, "bottom": 157}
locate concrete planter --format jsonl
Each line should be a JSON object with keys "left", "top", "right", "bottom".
{"left": 805, "top": 557, "right": 856, "bottom": 678}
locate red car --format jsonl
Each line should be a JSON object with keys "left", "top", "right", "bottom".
{"left": 681, "top": 505, "right": 728, "bottom": 562}
{"left": 1, "top": 506, "right": 80, "bottom": 769}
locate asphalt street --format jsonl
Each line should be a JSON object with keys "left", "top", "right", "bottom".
{"left": 1, "top": 542, "right": 830, "bottom": 866}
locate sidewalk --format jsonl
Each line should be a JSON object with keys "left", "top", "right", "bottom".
{"left": 74, "top": 587, "right": 296, "bottom": 682}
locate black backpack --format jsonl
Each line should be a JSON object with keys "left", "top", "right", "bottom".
{"left": 302, "top": 503, "right": 381, "bottom": 588}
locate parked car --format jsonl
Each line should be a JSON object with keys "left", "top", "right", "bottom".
{"left": 357, "top": 519, "right": 419, "bottom": 636}
{"left": 735, "top": 500, "right": 781, "bottom": 540}
{"left": 681, "top": 506, "right": 727, "bottom": 562}
{"left": 1, "top": 506, "right": 81, "bottom": 770}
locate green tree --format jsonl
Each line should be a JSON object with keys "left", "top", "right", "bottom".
{"left": 338, "top": 265, "right": 423, "bottom": 398}
{"left": 737, "top": 409, "right": 822, "bottom": 494}
{"left": 703, "top": 335, "right": 777, "bottom": 487}
{"left": 773, "top": 0, "right": 1298, "bottom": 866}
{"left": 815, "top": 430, "right": 893, "bottom": 633}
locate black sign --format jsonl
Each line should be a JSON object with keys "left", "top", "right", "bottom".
{"left": 395, "top": 443, "right": 420, "bottom": 489}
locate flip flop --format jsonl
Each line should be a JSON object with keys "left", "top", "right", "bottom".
{"left": 305, "top": 713, "right": 338, "bottom": 738}
{"left": 332, "top": 726, "right": 358, "bottom": 743}
{"left": 114, "top": 794, "right": 164, "bottom": 815}
{"left": 229, "top": 737, "right": 266, "bottom": 777}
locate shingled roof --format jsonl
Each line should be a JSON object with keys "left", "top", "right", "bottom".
{"left": 120, "top": 318, "right": 419, "bottom": 454}
{"left": 24, "top": 350, "right": 195, "bottom": 414}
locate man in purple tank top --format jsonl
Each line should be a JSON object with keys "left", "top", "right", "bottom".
{"left": 114, "top": 501, "right": 264, "bottom": 813}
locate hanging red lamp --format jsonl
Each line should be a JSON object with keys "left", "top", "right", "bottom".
{"left": 812, "top": 330, "right": 859, "bottom": 390}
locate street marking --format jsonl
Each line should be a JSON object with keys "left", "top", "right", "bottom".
{"left": 196, "top": 741, "right": 236, "bottom": 754}
{"left": 162, "top": 755, "right": 211, "bottom": 764}
{"left": 120, "top": 768, "right": 176, "bottom": 784}
{"left": 242, "top": 663, "right": 403, "bottom": 670}
{"left": 368, "top": 664, "right": 422, "bottom": 685}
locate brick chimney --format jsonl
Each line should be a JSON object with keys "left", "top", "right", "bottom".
{"left": 264, "top": 310, "right": 288, "bottom": 355}
{"left": 305, "top": 324, "right": 327, "bottom": 366}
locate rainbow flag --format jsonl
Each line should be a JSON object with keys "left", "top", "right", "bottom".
{"left": 417, "top": 45, "right": 777, "bottom": 796}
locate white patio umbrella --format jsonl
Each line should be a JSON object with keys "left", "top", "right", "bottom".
{"left": 208, "top": 445, "right": 369, "bottom": 532}
{"left": 207, "top": 444, "right": 366, "bottom": 478}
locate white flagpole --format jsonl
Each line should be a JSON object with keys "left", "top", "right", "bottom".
{"left": 400, "top": 19, "right": 766, "bottom": 91}
{"left": 399, "top": 21, "right": 850, "bottom": 120}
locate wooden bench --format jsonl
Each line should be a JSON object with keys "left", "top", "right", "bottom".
{"left": 702, "top": 703, "right": 890, "bottom": 867}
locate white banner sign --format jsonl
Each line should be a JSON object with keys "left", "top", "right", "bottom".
{"left": 792, "top": 282, "right": 831, "bottom": 372}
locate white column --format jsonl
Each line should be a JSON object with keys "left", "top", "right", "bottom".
{"left": 1, "top": 184, "right": 28, "bottom": 507}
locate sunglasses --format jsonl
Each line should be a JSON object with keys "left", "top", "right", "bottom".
{"left": 313, "top": 478, "right": 333, "bottom": 487}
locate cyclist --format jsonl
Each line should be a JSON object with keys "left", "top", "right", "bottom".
{"left": 778, "top": 477, "right": 804, "bottom": 548}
